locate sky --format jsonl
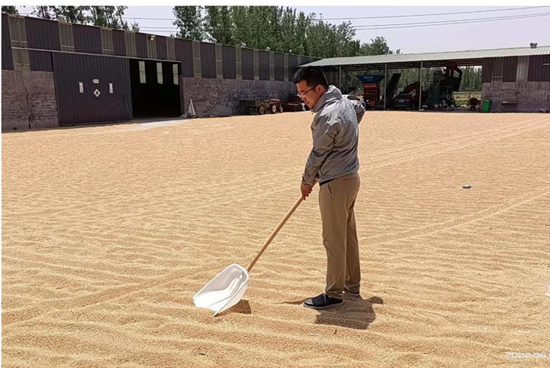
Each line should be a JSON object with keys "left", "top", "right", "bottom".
{"left": 16, "top": 5, "right": 550, "bottom": 54}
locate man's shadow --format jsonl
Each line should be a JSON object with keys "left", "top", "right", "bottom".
{"left": 283, "top": 295, "right": 384, "bottom": 330}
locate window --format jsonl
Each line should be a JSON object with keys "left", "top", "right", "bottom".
{"left": 157, "top": 62, "right": 163, "bottom": 84}
{"left": 173, "top": 64, "right": 179, "bottom": 85}
{"left": 139, "top": 61, "right": 146, "bottom": 84}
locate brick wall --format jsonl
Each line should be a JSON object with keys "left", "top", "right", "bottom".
{"left": 181, "top": 77, "right": 296, "bottom": 117}
{"left": 2, "top": 70, "right": 59, "bottom": 131}
{"left": 482, "top": 81, "right": 550, "bottom": 112}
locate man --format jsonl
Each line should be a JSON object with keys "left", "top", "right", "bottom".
{"left": 294, "top": 66, "right": 365, "bottom": 310}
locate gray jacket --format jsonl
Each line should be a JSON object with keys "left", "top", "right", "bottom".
{"left": 302, "top": 85, "right": 365, "bottom": 186}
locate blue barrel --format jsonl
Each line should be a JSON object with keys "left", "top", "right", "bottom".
{"left": 356, "top": 75, "right": 385, "bottom": 84}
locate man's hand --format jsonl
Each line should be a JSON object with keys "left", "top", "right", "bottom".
{"left": 301, "top": 183, "right": 313, "bottom": 200}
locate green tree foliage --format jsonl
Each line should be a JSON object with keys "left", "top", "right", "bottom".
{"left": 1, "top": 6, "right": 18, "bottom": 14}
{"left": 293, "top": 11, "right": 309, "bottom": 55}
{"left": 173, "top": 6, "right": 204, "bottom": 41}
{"left": 33, "top": 6, "right": 54, "bottom": 20}
{"left": 204, "top": 6, "right": 233, "bottom": 44}
{"left": 51, "top": 6, "right": 88, "bottom": 24}
{"left": 279, "top": 7, "right": 298, "bottom": 53}
{"left": 88, "top": 6, "right": 129, "bottom": 29}
{"left": 360, "top": 36, "right": 391, "bottom": 56}
{"left": 243, "top": 6, "right": 276, "bottom": 50}
{"left": 304, "top": 17, "right": 330, "bottom": 57}
{"left": 31, "top": 6, "right": 135, "bottom": 30}
{"left": 177, "top": 6, "right": 361, "bottom": 58}
{"left": 460, "top": 66, "right": 482, "bottom": 91}
{"left": 230, "top": 6, "right": 250, "bottom": 47}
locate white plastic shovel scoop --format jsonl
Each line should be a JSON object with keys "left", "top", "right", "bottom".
{"left": 194, "top": 197, "right": 304, "bottom": 316}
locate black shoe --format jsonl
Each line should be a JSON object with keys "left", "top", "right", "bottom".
{"left": 344, "top": 288, "right": 361, "bottom": 298}
{"left": 303, "top": 293, "right": 343, "bottom": 310}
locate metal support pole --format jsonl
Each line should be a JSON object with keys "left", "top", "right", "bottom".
{"left": 339, "top": 66, "right": 342, "bottom": 89}
{"left": 419, "top": 61, "right": 423, "bottom": 111}
{"left": 383, "top": 64, "right": 387, "bottom": 110}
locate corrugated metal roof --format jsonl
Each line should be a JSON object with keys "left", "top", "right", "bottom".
{"left": 302, "top": 46, "right": 550, "bottom": 67}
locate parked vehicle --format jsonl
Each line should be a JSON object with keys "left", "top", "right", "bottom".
{"left": 281, "top": 94, "right": 308, "bottom": 112}
{"left": 239, "top": 99, "right": 283, "bottom": 115}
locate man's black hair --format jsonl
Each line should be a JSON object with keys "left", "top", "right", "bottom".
{"left": 292, "top": 66, "right": 329, "bottom": 89}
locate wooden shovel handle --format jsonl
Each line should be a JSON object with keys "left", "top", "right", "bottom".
{"left": 247, "top": 196, "right": 304, "bottom": 272}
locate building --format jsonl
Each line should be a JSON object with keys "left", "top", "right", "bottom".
{"left": 3, "top": 14, "right": 549, "bottom": 132}
{"left": 303, "top": 46, "right": 550, "bottom": 113}
{"left": 1, "top": 13, "right": 319, "bottom": 131}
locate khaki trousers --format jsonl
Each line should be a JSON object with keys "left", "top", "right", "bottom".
{"left": 318, "top": 173, "right": 361, "bottom": 299}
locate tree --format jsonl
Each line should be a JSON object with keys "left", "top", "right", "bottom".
{"left": 230, "top": 6, "right": 249, "bottom": 47}
{"left": 33, "top": 6, "right": 54, "bottom": 20}
{"left": 279, "top": 7, "right": 296, "bottom": 53}
{"left": 293, "top": 11, "right": 309, "bottom": 55}
{"left": 205, "top": 6, "right": 233, "bottom": 44}
{"left": 334, "top": 22, "right": 360, "bottom": 57}
{"left": 31, "top": 6, "right": 136, "bottom": 30}
{"left": 267, "top": 6, "right": 283, "bottom": 51}
{"left": 361, "top": 36, "right": 391, "bottom": 56}
{"left": 51, "top": 6, "right": 88, "bottom": 24}
{"left": 304, "top": 16, "right": 330, "bottom": 57}
{"left": 245, "top": 6, "right": 272, "bottom": 50}
{"left": 173, "top": 6, "right": 204, "bottom": 41}
{"left": 2, "top": 6, "right": 18, "bottom": 14}
{"left": 228, "top": 6, "right": 274, "bottom": 50}
{"left": 459, "top": 66, "right": 482, "bottom": 92}
{"left": 88, "top": 6, "right": 129, "bottom": 30}
{"left": 130, "top": 22, "right": 140, "bottom": 32}
{"left": 170, "top": 5, "right": 392, "bottom": 61}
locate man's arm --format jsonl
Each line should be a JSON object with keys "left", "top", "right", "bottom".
{"left": 302, "top": 116, "right": 340, "bottom": 187}
{"left": 350, "top": 99, "right": 366, "bottom": 124}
